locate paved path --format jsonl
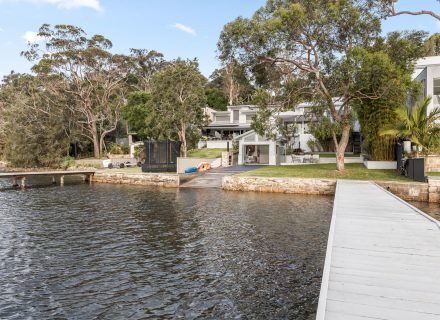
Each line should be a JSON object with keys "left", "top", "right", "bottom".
{"left": 317, "top": 180, "right": 440, "bottom": 320}
{"left": 180, "top": 165, "right": 264, "bottom": 189}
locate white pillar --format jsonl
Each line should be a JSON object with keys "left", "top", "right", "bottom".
{"left": 60, "top": 175, "right": 64, "bottom": 186}
{"left": 20, "top": 177, "right": 26, "bottom": 189}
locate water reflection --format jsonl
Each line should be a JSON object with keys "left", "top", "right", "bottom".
{"left": 409, "top": 201, "right": 440, "bottom": 221}
{"left": 0, "top": 184, "right": 332, "bottom": 319}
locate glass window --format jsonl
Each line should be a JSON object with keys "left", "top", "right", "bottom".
{"left": 433, "top": 78, "right": 440, "bottom": 95}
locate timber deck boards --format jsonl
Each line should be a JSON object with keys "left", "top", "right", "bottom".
{"left": 317, "top": 180, "right": 440, "bottom": 320}
{"left": 0, "top": 170, "right": 95, "bottom": 178}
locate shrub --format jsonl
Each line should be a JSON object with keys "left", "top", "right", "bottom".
{"left": 134, "top": 145, "right": 145, "bottom": 160}
{"left": 109, "top": 143, "right": 124, "bottom": 155}
{"left": 59, "top": 156, "right": 75, "bottom": 169}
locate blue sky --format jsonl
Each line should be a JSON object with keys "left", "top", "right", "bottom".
{"left": 0, "top": 0, "right": 440, "bottom": 79}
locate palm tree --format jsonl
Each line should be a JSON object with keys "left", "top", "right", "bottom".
{"left": 381, "top": 97, "right": 440, "bottom": 155}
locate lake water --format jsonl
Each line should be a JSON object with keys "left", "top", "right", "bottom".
{"left": 409, "top": 201, "right": 440, "bottom": 221}
{"left": 0, "top": 180, "right": 332, "bottom": 319}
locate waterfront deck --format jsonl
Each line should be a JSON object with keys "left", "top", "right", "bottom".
{"left": 0, "top": 170, "right": 95, "bottom": 188}
{"left": 317, "top": 180, "right": 440, "bottom": 320}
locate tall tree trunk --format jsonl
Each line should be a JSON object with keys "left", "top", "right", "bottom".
{"left": 179, "top": 122, "right": 187, "bottom": 157}
{"left": 99, "top": 124, "right": 118, "bottom": 157}
{"left": 91, "top": 121, "right": 100, "bottom": 159}
{"left": 333, "top": 125, "right": 351, "bottom": 171}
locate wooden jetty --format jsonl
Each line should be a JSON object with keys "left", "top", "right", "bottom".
{"left": 0, "top": 170, "right": 95, "bottom": 188}
{"left": 316, "top": 180, "right": 440, "bottom": 320}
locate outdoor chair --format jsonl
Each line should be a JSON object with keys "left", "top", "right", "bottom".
{"left": 303, "top": 155, "right": 312, "bottom": 163}
{"left": 291, "top": 155, "right": 302, "bottom": 163}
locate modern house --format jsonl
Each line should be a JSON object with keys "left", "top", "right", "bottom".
{"left": 200, "top": 105, "right": 257, "bottom": 149}
{"left": 413, "top": 56, "right": 440, "bottom": 113}
{"left": 201, "top": 102, "right": 361, "bottom": 166}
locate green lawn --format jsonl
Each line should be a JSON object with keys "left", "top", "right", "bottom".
{"left": 427, "top": 172, "right": 440, "bottom": 176}
{"left": 187, "top": 148, "right": 226, "bottom": 158}
{"left": 240, "top": 163, "right": 410, "bottom": 181}
{"left": 316, "top": 153, "right": 360, "bottom": 158}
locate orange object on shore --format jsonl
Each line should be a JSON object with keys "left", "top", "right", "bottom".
{"left": 197, "top": 162, "right": 211, "bottom": 171}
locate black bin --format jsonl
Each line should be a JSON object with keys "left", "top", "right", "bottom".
{"left": 407, "top": 158, "right": 425, "bottom": 182}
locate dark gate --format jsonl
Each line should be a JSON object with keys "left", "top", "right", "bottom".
{"left": 142, "top": 140, "right": 181, "bottom": 173}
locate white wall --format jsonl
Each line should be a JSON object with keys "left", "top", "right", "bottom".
{"left": 206, "top": 140, "right": 231, "bottom": 149}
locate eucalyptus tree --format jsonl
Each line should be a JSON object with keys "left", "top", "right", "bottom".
{"left": 218, "top": 0, "right": 386, "bottom": 170}
{"left": 148, "top": 58, "right": 207, "bottom": 157}
{"left": 22, "top": 24, "right": 132, "bottom": 158}
{"left": 127, "top": 49, "right": 166, "bottom": 91}
{"left": 372, "top": 0, "right": 440, "bottom": 21}
{"left": 209, "top": 61, "right": 254, "bottom": 106}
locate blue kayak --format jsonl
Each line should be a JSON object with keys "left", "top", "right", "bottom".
{"left": 184, "top": 167, "right": 198, "bottom": 173}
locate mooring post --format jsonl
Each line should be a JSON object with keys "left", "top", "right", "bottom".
{"left": 84, "top": 174, "right": 92, "bottom": 184}
{"left": 60, "top": 175, "right": 64, "bottom": 186}
{"left": 20, "top": 177, "right": 26, "bottom": 189}
{"left": 52, "top": 176, "right": 56, "bottom": 185}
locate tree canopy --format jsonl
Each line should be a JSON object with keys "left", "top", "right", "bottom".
{"left": 146, "top": 59, "right": 207, "bottom": 157}
{"left": 218, "top": 0, "right": 386, "bottom": 170}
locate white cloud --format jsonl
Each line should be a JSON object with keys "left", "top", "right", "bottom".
{"left": 171, "top": 23, "right": 196, "bottom": 36}
{"left": 1, "top": 0, "right": 102, "bottom": 12}
{"left": 0, "top": 27, "right": 4, "bottom": 32}
{"left": 22, "top": 31, "right": 43, "bottom": 43}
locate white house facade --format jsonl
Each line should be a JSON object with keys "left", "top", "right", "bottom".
{"left": 413, "top": 56, "right": 440, "bottom": 113}
{"left": 200, "top": 105, "right": 257, "bottom": 149}
{"left": 200, "top": 102, "right": 361, "bottom": 165}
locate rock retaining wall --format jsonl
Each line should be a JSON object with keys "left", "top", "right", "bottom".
{"left": 376, "top": 181, "right": 429, "bottom": 202}
{"left": 222, "top": 175, "right": 440, "bottom": 203}
{"left": 93, "top": 172, "right": 179, "bottom": 188}
{"left": 425, "top": 156, "right": 440, "bottom": 172}
{"left": 222, "top": 176, "right": 336, "bottom": 195}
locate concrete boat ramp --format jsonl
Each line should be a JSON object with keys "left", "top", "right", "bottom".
{"left": 180, "top": 165, "right": 263, "bottom": 189}
{"left": 317, "top": 180, "right": 440, "bottom": 320}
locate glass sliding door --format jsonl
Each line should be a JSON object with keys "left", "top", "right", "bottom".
{"left": 244, "top": 145, "right": 269, "bottom": 165}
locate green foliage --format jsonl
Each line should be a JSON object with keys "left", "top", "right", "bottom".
{"left": 187, "top": 148, "right": 225, "bottom": 158}
{"left": 218, "top": 0, "right": 384, "bottom": 170}
{"left": 308, "top": 118, "right": 342, "bottom": 152}
{"left": 424, "top": 33, "right": 440, "bottom": 56}
{"left": 122, "top": 91, "right": 153, "bottom": 138}
{"left": 232, "top": 140, "right": 239, "bottom": 153}
{"left": 20, "top": 24, "right": 163, "bottom": 159}
{"left": 209, "top": 61, "right": 254, "bottom": 105}
{"left": 353, "top": 32, "right": 425, "bottom": 160}
{"left": 307, "top": 138, "right": 322, "bottom": 153}
{"left": 134, "top": 145, "right": 145, "bottom": 160}
{"left": 251, "top": 89, "right": 297, "bottom": 144}
{"left": 60, "top": 156, "right": 75, "bottom": 169}
{"left": 148, "top": 58, "right": 207, "bottom": 156}
{"left": 205, "top": 87, "right": 228, "bottom": 110}
{"left": 381, "top": 97, "right": 440, "bottom": 154}
{"left": 108, "top": 143, "right": 127, "bottom": 155}
{"left": 0, "top": 73, "right": 71, "bottom": 167}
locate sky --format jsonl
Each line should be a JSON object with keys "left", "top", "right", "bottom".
{"left": 1, "top": 0, "right": 440, "bottom": 79}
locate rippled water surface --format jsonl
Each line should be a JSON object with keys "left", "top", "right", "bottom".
{"left": 0, "top": 181, "right": 332, "bottom": 319}
{"left": 409, "top": 201, "right": 440, "bottom": 221}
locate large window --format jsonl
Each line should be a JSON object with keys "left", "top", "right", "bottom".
{"left": 215, "top": 115, "right": 230, "bottom": 122}
{"left": 433, "top": 78, "right": 440, "bottom": 95}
